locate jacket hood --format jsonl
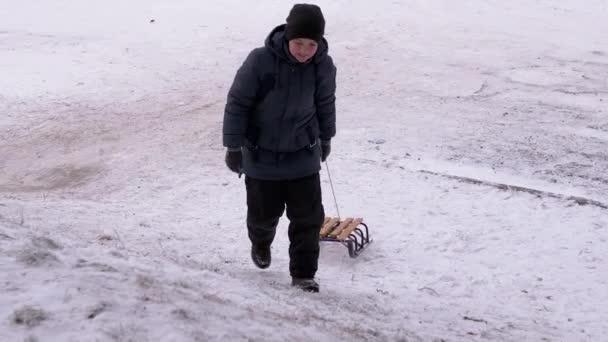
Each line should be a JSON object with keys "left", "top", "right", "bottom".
{"left": 264, "top": 24, "right": 329, "bottom": 65}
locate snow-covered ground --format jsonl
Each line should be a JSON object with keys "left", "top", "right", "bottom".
{"left": 1, "top": 0, "right": 607, "bottom": 340}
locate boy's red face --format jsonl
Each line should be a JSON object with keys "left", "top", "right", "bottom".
{"left": 288, "top": 38, "right": 319, "bottom": 63}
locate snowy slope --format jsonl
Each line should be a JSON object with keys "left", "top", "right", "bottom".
{"left": 1, "top": 0, "right": 607, "bottom": 341}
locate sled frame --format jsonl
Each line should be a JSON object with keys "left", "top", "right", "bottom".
{"left": 319, "top": 217, "right": 371, "bottom": 258}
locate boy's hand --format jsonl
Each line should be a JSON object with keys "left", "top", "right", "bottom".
{"left": 321, "top": 140, "right": 331, "bottom": 162}
{"left": 225, "top": 148, "right": 242, "bottom": 174}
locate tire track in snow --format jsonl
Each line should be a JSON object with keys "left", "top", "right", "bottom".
{"left": 418, "top": 170, "right": 608, "bottom": 209}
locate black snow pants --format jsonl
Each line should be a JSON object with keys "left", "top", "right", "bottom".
{"left": 245, "top": 173, "right": 325, "bottom": 279}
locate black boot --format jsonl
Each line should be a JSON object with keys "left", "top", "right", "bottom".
{"left": 291, "top": 277, "right": 319, "bottom": 293}
{"left": 251, "top": 245, "right": 271, "bottom": 269}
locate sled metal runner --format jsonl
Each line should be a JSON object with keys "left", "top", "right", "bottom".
{"left": 319, "top": 217, "right": 371, "bottom": 258}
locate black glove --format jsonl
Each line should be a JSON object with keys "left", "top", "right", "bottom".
{"left": 320, "top": 140, "right": 331, "bottom": 162}
{"left": 225, "top": 149, "right": 242, "bottom": 174}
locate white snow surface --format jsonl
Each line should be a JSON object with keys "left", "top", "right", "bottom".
{"left": 1, "top": 0, "right": 608, "bottom": 341}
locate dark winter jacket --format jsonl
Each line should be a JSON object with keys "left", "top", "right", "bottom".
{"left": 223, "top": 24, "right": 337, "bottom": 180}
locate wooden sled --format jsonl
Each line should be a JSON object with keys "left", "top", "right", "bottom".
{"left": 320, "top": 217, "right": 371, "bottom": 258}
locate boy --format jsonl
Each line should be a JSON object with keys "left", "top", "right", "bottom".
{"left": 222, "top": 4, "right": 336, "bottom": 292}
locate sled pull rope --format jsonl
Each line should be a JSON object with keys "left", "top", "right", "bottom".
{"left": 324, "top": 160, "right": 341, "bottom": 221}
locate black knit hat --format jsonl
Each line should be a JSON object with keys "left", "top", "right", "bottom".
{"left": 284, "top": 4, "right": 325, "bottom": 42}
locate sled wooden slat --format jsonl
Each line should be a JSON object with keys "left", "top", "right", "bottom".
{"left": 337, "top": 218, "right": 364, "bottom": 240}
{"left": 320, "top": 217, "right": 340, "bottom": 237}
{"left": 329, "top": 218, "right": 354, "bottom": 238}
